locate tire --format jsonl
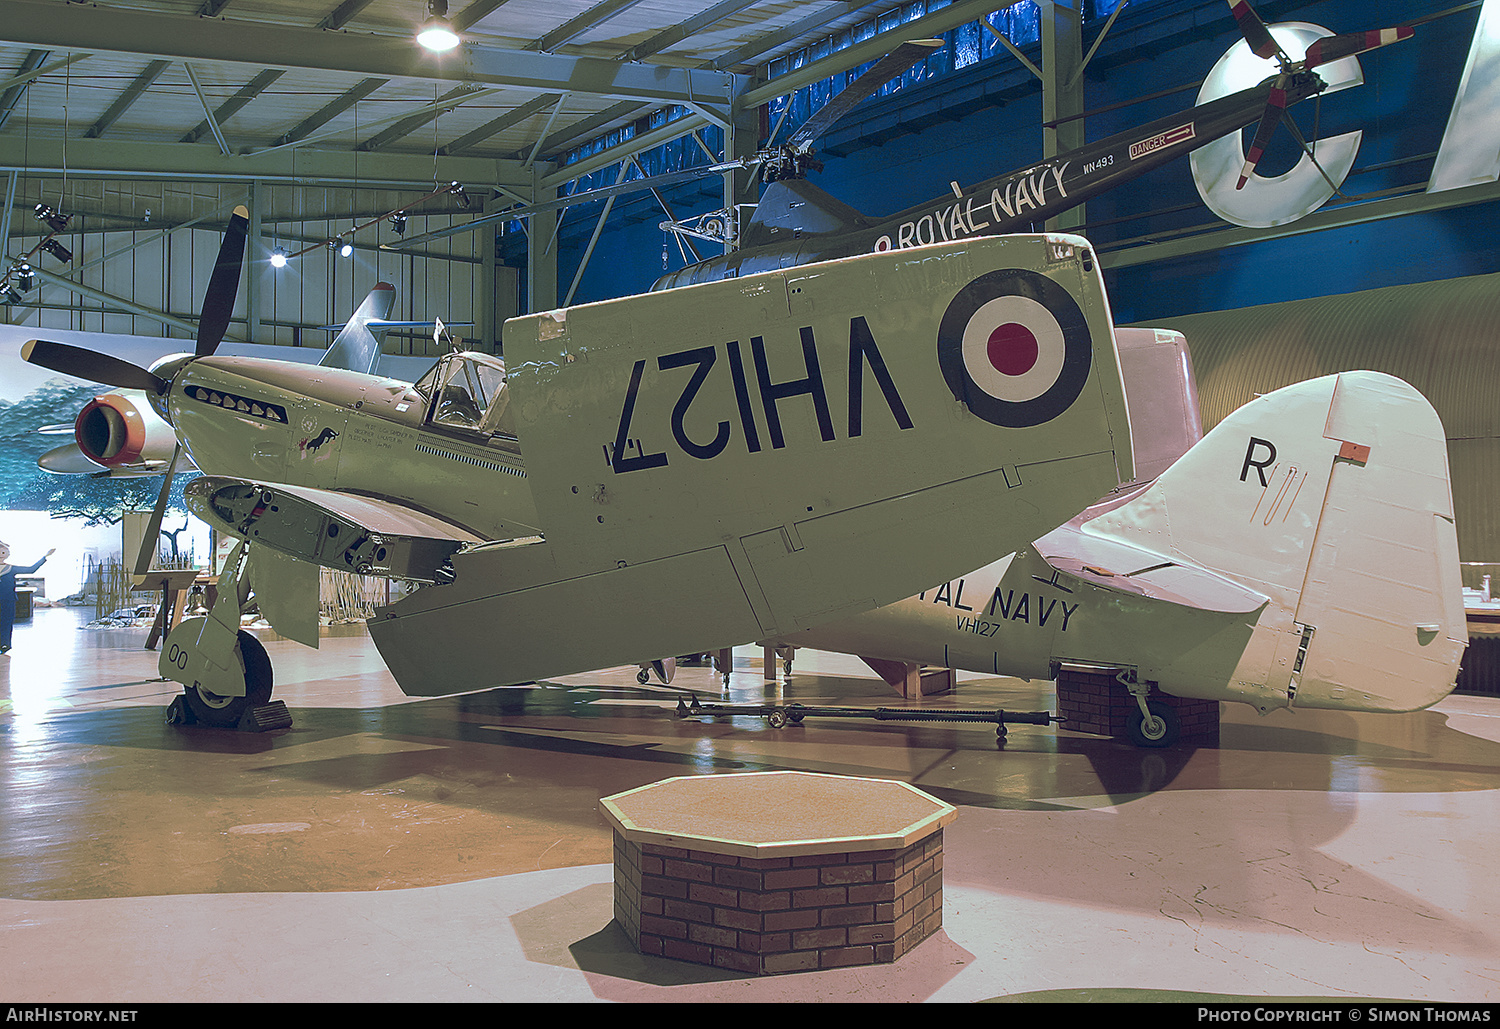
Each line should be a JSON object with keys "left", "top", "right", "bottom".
{"left": 184, "top": 631, "right": 273, "bottom": 728}
{"left": 1125, "top": 699, "right": 1180, "bottom": 748}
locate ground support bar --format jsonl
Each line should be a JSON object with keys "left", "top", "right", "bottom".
{"left": 674, "top": 694, "right": 1060, "bottom": 743}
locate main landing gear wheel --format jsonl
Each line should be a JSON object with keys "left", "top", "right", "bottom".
{"left": 184, "top": 631, "right": 273, "bottom": 728}
{"left": 1125, "top": 699, "right": 1180, "bottom": 749}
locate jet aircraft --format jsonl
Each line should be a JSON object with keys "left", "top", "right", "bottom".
{"left": 21, "top": 206, "right": 1136, "bottom": 728}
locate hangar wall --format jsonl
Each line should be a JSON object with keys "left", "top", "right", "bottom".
{"left": 1137, "top": 272, "right": 1500, "bottom": 563}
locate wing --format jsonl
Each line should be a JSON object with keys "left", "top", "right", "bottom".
{"left": 371, "top": 233, "right": 1137, "bottom": 694}
{"left": 185, "top": 475, "right": 488, "bottom": 583}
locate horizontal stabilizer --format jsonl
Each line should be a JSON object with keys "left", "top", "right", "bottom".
{"left": 1038, "top": 519, "right": 1268, "bottom": 613}
{"left": 318, "top": 283, "right": 395, "bottom": 376}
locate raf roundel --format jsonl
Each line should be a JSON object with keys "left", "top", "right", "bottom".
{"left": 936, "top": 268, "right": 1093, "bottom": 427}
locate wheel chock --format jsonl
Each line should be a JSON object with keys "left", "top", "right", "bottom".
{"left": 237, "top": 701, "right": 293, "bottom": 733}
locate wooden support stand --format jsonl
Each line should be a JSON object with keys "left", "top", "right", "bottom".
{"left": 860, "top": 656, "right": 956, "bottom": 699}
{"left": 139, "top": 569, "right": 210, "bottom": 651}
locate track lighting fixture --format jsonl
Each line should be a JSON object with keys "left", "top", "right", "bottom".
{"left": 41, "top": 239, "right": 72, "bottom": 263}
{"left": 17, "top": 263, "right": 35, "bottom": 292}
{"left": 389, "top": 213, "right": 408, "bottom": 235}
{"left": 34, "top": 204, "right": 69, "bottom": 233}
{"left": 449, "top": 181, "right": 472, "bottom": 209}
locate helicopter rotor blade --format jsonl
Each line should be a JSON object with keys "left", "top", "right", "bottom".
{"left": 1237, "top": 79, "right": 1288, "bottom": 189}
{"left": 787, "top": 38, "right": 943, "bottom": 149}
{"left": 1227, "top": 0, "right": 1292, "bottom": 67}
{"left": 1303, "top": 25, "right": 1414, "bottom": 69}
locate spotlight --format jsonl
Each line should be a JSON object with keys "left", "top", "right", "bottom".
{"left": 17, "top": 263, "right": 35, "bottom": 292}
{"left": 270, "top": 247, "right": 288, "bottom": 268}
{"left": 389, "top": 213, "right": 408, "bottom": 235}
{"left": 34, "top": 204, "right": 69, "bottom": 233}
{"left": 449, "top": 181, "right": 472, "bottom": 209}
{"left": 40, "top": 239, "right": 72, "bottom": 263}
{"left": 1, "top": 287, "right": 20, "bottom": 305}
{"left": 339, "top": 240, "right": 354, "bottom": 258}
{"left": 417, "top": 1, "right": 460, "bottom": 52}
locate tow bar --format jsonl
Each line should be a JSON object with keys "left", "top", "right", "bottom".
{"left": 674, "top": 694, "right": 1062, "bottom": 746}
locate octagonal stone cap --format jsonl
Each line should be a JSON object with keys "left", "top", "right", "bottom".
{"left": 599, "top": 770, "right": 957, "bottom": 859}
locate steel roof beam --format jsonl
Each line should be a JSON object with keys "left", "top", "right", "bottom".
{"left": 182, "top": 67, "right": 286, "bottom": 146}
{"left": 530, "top": 0, "right": 648, "bottom": 53}
{"left": 0, "top": 0, "right": 741, "bottom": 108}
{"left": 0, "top": 135, "right": 531, "bottom": 190}
{"left": 86, "top": 59, "right": 171, "bottom": 139}
{"left": 0, "top": 49, "right": 47, "bottom": 132}
{"left": 268, "top": 76, "right": 387, "bottom": 148}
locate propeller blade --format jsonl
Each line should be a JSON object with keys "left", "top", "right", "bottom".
{"left": 787, "top": 38, "right": 943, "bottom": 148}
{"left": 195, "top": 205, "right": 250, "bottom": 358}
{"left": 1227, "top": 1, "right": 1290, "bottom": 65}
{"left": 20, "top": 339, "right": 169, "bottom": 393}
{"left": 133, "top": 443, "right": 181, "bottom": 578}
{"left": 1237, "top": 81, "right": 1288, "bottom": 189}
{"left": 1303, "top": 26, "right": 1413, "bottom": 69}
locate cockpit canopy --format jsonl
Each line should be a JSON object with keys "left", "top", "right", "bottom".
{"left": 410, "top": 352, "right": 513, "bottom": 436}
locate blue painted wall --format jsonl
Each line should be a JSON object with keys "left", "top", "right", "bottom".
{"left": 535, "top": 0, "right": 1499, "bottom": 322}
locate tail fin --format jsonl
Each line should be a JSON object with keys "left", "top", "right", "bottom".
{"left": 1080, "top": 371, "right": 1464, "bottom": 712}
{"left": 318, "top": 282, "right": 396, "bottom": 375}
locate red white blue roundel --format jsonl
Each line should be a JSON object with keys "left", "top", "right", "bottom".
{"left": 937, "top": 269, "right": 1092, "bottom": 427}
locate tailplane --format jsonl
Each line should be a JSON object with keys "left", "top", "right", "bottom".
{"left": 1062, "top": 371, "right": 1465, "bottom": 713}
{"left": 318, "top": 282, "right": 396, "bottom": 375}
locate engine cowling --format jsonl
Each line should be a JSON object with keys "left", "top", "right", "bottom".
{"left": 73, "top": 391, "right": 177, "bottom": 468}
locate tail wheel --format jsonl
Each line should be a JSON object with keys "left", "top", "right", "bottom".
{"left": 1125, "top": 699, "right": 1180, "bottom": 749}
{"left": 184, "top": 631, "right": 273, "bottom": 728}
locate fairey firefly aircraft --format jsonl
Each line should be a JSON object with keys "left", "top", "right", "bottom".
{"left": 763, "top": 341, "right": 1467, "bottom": 747}
{"left": 34, "top": 282, "right": 412, "bottom": 480}
{"left": 22, "top": 206, "right": 1139, "bottom": 727}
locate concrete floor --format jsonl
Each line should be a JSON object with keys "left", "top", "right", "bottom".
{"left": 3, "top": 605, "right": 1499, "bottom": 1003}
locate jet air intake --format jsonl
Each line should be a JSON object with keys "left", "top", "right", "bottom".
{"left": 186, "top": 477, "right": 482, "bottom": 583}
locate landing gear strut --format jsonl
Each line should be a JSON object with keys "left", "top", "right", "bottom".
{"left": 1122, "top": 672, "right": 1181, "bottom": 748}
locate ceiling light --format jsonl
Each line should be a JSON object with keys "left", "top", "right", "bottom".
{"left": 17, "top": 263, "right": 35, "bottom": 292}
{"left": 270, "top": 247, "right": 288, "bottom": 268}
{"left": 417, "top": 1, "right": 460, "bottom": 52}
{"left": 449, "top": 180, "right": 473, "bottom": 209}
{"left": 389, "top": 213, "right": 408, "bottom": 235}
{"left": 339, "top": 240, "right": 354, "bottom": 258}
{"left": 41, "top": 239, "right": 72, "bottom": 263}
